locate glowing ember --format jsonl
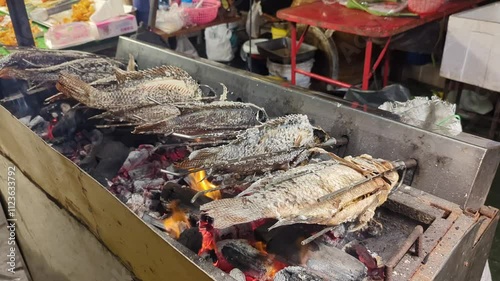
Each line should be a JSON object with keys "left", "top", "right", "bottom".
{"left": 162, "top": 201, "right": 190, "bottom": 239}
{"left": 187, "top": 170, "right": 221, "bottom": 200}
{"left": 198, "top": 220, "right": 216, "bottom": 255}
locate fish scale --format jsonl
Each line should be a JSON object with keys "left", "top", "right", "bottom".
{"left": 200, "top": 155, "right": 399, "bottom": 230}
{"left": 180, "top": 114, "right": 321, "bottom": 170}
{"left": 56, "top": 73, "right": 202, "bottom": 111}
{"left": 91, "top": 104, "right": 182, "bottom": 124}
{"left": 1, "top": 58, "right": 122, "bottom": 82}
{"left": 0, "top": 48, "right": 104, "bottom": 70}
{"left": 133, "top": 101, "right": 266, "bottom": 136}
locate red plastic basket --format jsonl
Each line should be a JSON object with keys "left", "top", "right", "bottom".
{"left": 184, "top": 0, "right": 221, "bottom": 25}
{"left": 408, "top": 0, "right": 444, "bottom": 15}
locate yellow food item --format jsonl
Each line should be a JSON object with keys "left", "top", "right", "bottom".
{"left": 0, "top": 21, "right": 41, "bottom": 46}
{"left": 0, "top": 0, "right": 6, "bottom": 7}
{"left": 63, "top": 0, "right": 95, "bottom": 23}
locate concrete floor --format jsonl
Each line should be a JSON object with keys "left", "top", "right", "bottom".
{"left": 486, "top": 169, "right": 500, "bottom": 279}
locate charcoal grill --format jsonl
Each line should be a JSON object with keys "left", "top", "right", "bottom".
{"left": 0, "top": 37, "right": 499, "bottom": 281}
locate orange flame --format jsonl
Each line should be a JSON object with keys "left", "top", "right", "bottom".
{"left": 187, "top": 170, "right": 221, "bottom": 200}
{"left": 252, "top": 241, "right": 287, "bottom": 280}
{"left": 162, "top": 201, "right": 190, "bottom": 239}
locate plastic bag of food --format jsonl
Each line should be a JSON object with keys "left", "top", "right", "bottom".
{"left": 155, "top": 3, "right": 186, "bottom": 34}
{"left": 379, "top": 96, "right": 462, "bottom": 135}
{"left": 205, "top": 24, "right": 234, "bottom": 62}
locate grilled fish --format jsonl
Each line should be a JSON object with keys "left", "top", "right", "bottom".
{"left": 0, "top": 47, "right": 103, "bottom": 70}
{"left": 178, "top": 114, "right": 328, "bottom": 172}
{"left": 0, "top": 58, "right": 123, "bottom": 82}
{"left": 90, "top": 104, "right": 181, "bottom": 124}
{"left": 200, "top": 155, "right": 399, "bottom": 230}
{"left": 56, "top": 72, "right": 202, "bottom": 111}
{"left": 133, "top": 101, "right": 267, "bottom": 136}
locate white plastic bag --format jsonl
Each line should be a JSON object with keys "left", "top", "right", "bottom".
{"left": 245, "top": 1, "right": 262, "bottom": 38}
{"left": 205, "top": 24, "right": 234, "bottom": 62}
{"left": 379, "top": 96, "right": 462, "bottom": 135}
{"left": 155, "top": 4, "right": 186, "bottom": 34}
{"left": 175, "top": 36, "right": 199, "bottom": 58}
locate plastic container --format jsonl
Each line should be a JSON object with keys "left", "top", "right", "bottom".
{"left": 241, "top": 39, "right": 269, "bottom": 75}
{"left": 181, "top": 0, "right": 193, "bottom": 7}
{"left": 271, "top": 26, "right": 287, "bottom": 39}
{"left": 94, "top": 14, "right": 138, "bottom": 40}
{"left": 184, "top": 0, "right": 220, "bottom": 25}
{"left": 267, "top": 58, "right": 314, "bottom": 88}
{"left": 256, "top": 37, "right": 317, "bottom": 64}
{"left": 408, "top": 0, "right": 444, "bottom": 15}
{"left": 45, "top": 22, "right": 95, "bottom": 49}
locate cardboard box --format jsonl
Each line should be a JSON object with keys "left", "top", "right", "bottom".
{"left": 403, "top": 63, "right": 446, "bottom": 89}
{"left": 440, "top": 2, "right": 500, "bottom": 92}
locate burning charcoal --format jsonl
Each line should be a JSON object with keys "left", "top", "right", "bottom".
{"left": 134, "top": 178, "right": 165, "bottom": 193}
{"left": 51, "top": 109, "right": 86, "bottom": 138}
{"left": 217, "top": 239, "right": 268, "bottom": 277}
{"left": 126, "top": 194, "right": 147, "bottom": 217}
{"left": 229, "top": 268, "right": 246, "bottom": 281}
{"left": 161, "top": 182, "right": 213, "bottom": 207}
{"left": 217, "top": 239, "right": 287, "bottom": 280}
{"left": 274, "top": 266, "right": 325, "bottom": 281}
{"left": 255, "top": 223, "right": 322, "bottom": 265}
{"left": 305, "top": 242, "right": 367, "bottom": 281}
{"left": 86, "top": 137, "right": 130, "bottom": 186}
{"left": 121, "top": 145, "right": 155, "bottom": 171}
{"left": 178, "top": 227, "right": 203, "bottom": 254}
{"left": 344, "top": 242, "right": 384, "bottom": 280}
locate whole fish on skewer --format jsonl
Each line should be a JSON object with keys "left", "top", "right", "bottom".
{"left": 133, "top": 101, "right": 267, "bottom": 137}
{"left": 0, "top": 47, "right": 104, "bottom": 70}
{"left": 90, "top": 104, "right": 182, "bottom": 125}
{"left": 177, "top": 114, "right": 330, "bottom": 175}
{"left": 200, "top": 154, "right": 399, "bottom": 231}
{"left": 56, "top": 72, "right": 202, "bottom": 111}
{"left": 47, "top": 62, "right": 202, "bottom": 103}
{"left": 0, "top": 58, "right": 124, "bottom": 83}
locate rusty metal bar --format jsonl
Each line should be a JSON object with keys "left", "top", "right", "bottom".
{"left": 295, "top": 68, "right": 352, "bottom": 88}
{"left": 385, "top": 225, "right": 424, "bottom": 281}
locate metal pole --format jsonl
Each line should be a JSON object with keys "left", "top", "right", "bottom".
{"left": 148, "top": 0, "right": 158, "bottom": 29}
{"left": 5, "top": 0, "right": 35, "bottom": 47}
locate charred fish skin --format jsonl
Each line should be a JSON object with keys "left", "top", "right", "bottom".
{"left": 56, "top": 72, "right": 203, "bottom": 111}
{"left": 0, "top": 58, "right": 124, "bottom": 82}
{"left": 179, "top": 114, "right": 322, "bottom": 170}
{"left": 200, "top": 155, "right": 399, "bottom": 230}
{"left": 133, "top": 101, "right": 266, "bottom": 135}
{"left": 91, "top": 104, "right": 182, "bottom": 124}
{"left": 0, "top": 48, "right": 103, "bottom": 70}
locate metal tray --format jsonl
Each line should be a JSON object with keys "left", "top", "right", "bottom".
{"left": 255, "top": 37, "right": 317, "bottom": 64}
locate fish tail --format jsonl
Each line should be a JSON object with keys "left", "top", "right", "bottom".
{"left": 56, "top": 72, "right": 97, "bottom": 105}
{"left": 200, "top": 198, "right": 269, "bottom": 229}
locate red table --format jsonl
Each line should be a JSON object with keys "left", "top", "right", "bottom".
{"left": 277, "top": 0, "right": 484, "bottom": 90}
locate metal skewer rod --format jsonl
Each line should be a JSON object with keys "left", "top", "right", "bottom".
{"left": 301, "top": 226, "right": 339, "bottom": 245}
{"left": 317, "top": 159, "right": 417, "bottom": 203}
{"left": 191, "top": 185, "right": 228, "bottom": 203}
